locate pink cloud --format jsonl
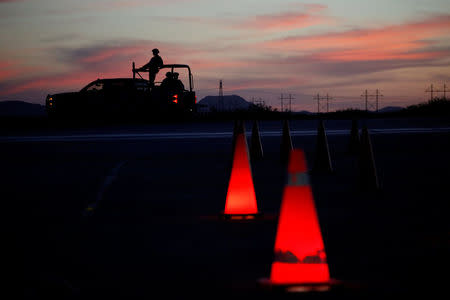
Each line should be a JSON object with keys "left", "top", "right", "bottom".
{"left": 0, "top": 40, "right": 223, "bottom": 97}
{"left": 265, "top": 15, "right": 450, "bottom": 61}
{"left": 311, "top": 48, "right": 448, "bottom": 62}
{"left": 80, "top": 45, "right": 145, "bottom": 64}
{"left": 237, "top": 5, "right": 328, "bottom": 31}
{"left": 223, "top": 77, "right": 304, "bottom": 91}
{"left": 0, "top": 60, "right": 20, "bottom": 81}
{"left": 241, "top": 12, "right": 326, "bottom": 31}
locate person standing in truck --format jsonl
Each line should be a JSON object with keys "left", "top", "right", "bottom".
{"left": 172, "top": 72, "right": 185, "bottom": 93}
{"left": 137, "top": 48, "right": 164, "bottom": 87}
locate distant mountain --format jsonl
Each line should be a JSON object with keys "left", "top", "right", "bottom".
{"left": 0, "top": 101, "right": 46, "bottom": 117}
{"left": 197, "top": 95, "right": 252, "bottom": 111}
{"left": 294, "top": 110, "right": 314, "bottom": 115}
{"left": 377, "top": 106, "right": 403, "bottom": 113}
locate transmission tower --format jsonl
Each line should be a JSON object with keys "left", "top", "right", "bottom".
{"left": 361, "top": 89, "right": 383, "bottom": 112}
{"left": 426, "top": 84, "right": 448, "bottom": 100}
{"left": 313, "top": 93, "right": 333, "bottom": 113}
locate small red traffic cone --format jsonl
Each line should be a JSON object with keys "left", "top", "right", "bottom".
{"left": 223, "top": 122, "right": 259, "bottom": 219}
{"left": 270, "top": 149, "right": 330, "bottom": 286}
{"left": 280, "top": 119, "right": 293, "bottom": 164}
{"left": 250, "top": 120, "right": 263, "bottom": 160}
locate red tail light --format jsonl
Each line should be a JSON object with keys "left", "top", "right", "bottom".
{"left": 173, "top": 94, "right": 178, "bottom": 104}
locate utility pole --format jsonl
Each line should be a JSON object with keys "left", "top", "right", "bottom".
{"left": 219, "top": 80, "right": 224, "bottom": 111}
{"left": 280, "top": 94, "right": 284, "bottom": 112}
{"left": 364, "top": 89, "right": 368, "bottom": 112}
{"left": 425, "top": 84, "right": 434, "bottom": 101}
{"left": 289, "top": 94, "right": 292, "bottom": 112}
{"left": 287, "top": 94, "right": 295, "bottom": 112}
{"left": 375, "top": 89, "right": 383, "bottom": 112}
{"left": 313, "top": 93, "right": 321, "bottom": 113}
{"left": 325, "top": 93, "right": 333, "bottom": 113}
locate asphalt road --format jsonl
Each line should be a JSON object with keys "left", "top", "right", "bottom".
{"left": 1, "top": 118, "right": 449, "bottom": 299}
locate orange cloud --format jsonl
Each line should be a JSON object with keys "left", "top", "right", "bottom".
{"left": 266, "top": 15, "right": 450, "bottom": 61}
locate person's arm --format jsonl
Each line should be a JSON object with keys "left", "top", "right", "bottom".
{"left": 136, "top": 61, "right": 151, "bottom": 71}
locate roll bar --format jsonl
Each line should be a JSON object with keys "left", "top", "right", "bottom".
{"left": 132, "top": 62, "right": 194, "bottom": 92}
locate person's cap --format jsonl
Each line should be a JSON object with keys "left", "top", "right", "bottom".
{"left": 152, "top": 48, "right": 159, "bottom": 54}
{"left": 166, "top": 72, "right": 172, "bottom": 76}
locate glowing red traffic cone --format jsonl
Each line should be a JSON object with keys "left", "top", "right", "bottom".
{"left": 223, "top": 124, "right": 259, "bottom": 219}
{"left": 270, "top": 149, "right": 330, "bottom": 286}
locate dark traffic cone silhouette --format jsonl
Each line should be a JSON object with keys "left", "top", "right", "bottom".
{"left": 270, "top": 149, "right": 330, "bottom": 286}
{"left": 223, "top": 122, "right": 259, "bottom": 219}
{"left": 231, "top": 119, "right": 244, "bottom": 152}
{"left": 313, "top": 120, "right": 333, "bottom": 173}
{"left": 280, "top": 119, "right": 293, "bottom": 164}
{"left": 250, "top": 120, "right": 263, "bottom": 160}
{"left": 348, "top": 119, "right": 360, "bottom": 155}
{"left": 358, "top": 126, "right": 380, "bottom": 192}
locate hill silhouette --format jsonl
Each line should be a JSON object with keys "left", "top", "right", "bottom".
{"left": 377, "top": 106, "right": 403, "bottom": 113}
{"left": 0, "top": 101, "right": 46, "bottom": 117}
{"left": 197, "top": 95, "right": 252, "bottom": 111}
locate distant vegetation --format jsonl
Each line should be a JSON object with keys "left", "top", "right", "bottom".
{"left": 199, "top": 97, "right": 450, "bottom": 120}
{"left": 400, "top": 97, "right": 450, "bottom": 116}
{"left": 330, "top": 97, "right": 450, "bottom": 118}
{"left": 0, "top": 98, "right": 449, "bottom": 130}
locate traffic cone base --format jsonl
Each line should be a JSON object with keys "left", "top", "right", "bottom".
{"left": 219, "top": 212, "right": 262, "bottom": 221}
{"left": 270, "top": 263, "right": 330, "bottom": 285}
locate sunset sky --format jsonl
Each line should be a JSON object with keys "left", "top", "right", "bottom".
{"left": 1, "top": 0, "right": 449, "bottom": 111}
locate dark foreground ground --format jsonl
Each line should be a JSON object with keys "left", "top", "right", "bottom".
{"left": 1, "top": 117, "right": 449, "bottom": 299}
